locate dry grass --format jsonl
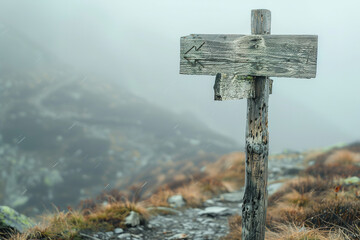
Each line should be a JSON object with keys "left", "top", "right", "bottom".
{"left": 7, "top": 200, "right": 149, "bottom": 240}
{"left": 149, "top": 147, "right": 360, "bottom": 239}
{"left": 286, "top": 176, "right": 330, "bottom": 194}
{"left": 283, "top": 189, "right": 313, "bottom": 207}
{"left": 266, "top": 149, "right": 360, "bottom": 239}
{"left": 266, "top": 224, "right": 349, "bottom": 240}
{"left": 325, "top": 150, "right": 360, "bottom": 165}
{"left": 266, "top": 178, "right": 360, "bottom": 235}
{"left": 8, "top": 231, "right": 32, "bottom": 240}
{"left": 198, "top": 177, "right": 228, "bottom": 196}
{"left": 222, "top": 218, "right": 350, "bottom": 240}
{"left": 176, "top": 183, "right": 207, "bottom": 207}
{"left": 10, "top": 145, "right": 360, "bottom": 239}
{"left": 221, "top": 215, "right": 242, "bottom": 240}
{"left": 147, "top": 188, "right": 176, "bottom": 207}
{"left": 304, "top": 162, "right": 360, "bottom": 180}
{"left": 12, "top": 209, "right": 94, "bottom": 240}
{"left": 223, "top": 214, "right": 355, "bottom": 240}
{"left": 267, "top": 204, "right": 306, "bottom": 228}
{"left": 145, "top": 152, "right": 245, "bottom": 208}
{"left": 205, "top": 152, "right": 246, "bottom": 191}
{"left": 147, "top": 177, "right": 228, "bottom": 208}
{"left": 86, "top": 201, "right": 149, "bottom": 230}
{"left": 6, "top": 229, "right": 33, "bottom": 240}
{"left": 224, "top": 146, "right": 360, "bottom": 239}
{"left": 302, "top": 198, "right": 360, "bottom": 231}
{"left": 304, "top": 149, "right": 360, "bottom": 180}
{"left": 303, "top": 150, "right": 327, "bottom": 165}
{"left": 268, "top": 176, "right": 329, "bottom": 208}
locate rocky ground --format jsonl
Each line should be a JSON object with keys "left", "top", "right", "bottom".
{"left": 81, "top": 152, "right": 306, "bottom": 240}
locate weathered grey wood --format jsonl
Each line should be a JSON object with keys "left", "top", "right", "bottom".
{"left": 179, "top": 8, "right": 318, "bottom": 240}
{"left": 213, "top": 74, "right": 273, "bottom": 100}
{"left": 214, "top": 74, "right": 255, "bottom": 100}
{"left": 180, "top": 34, "right": 318, "bottom": 78}
{"left": 242, "top": 9, "right": 270, "bottom": 240}
{"left": 251, "top": 9, "right": 271, "bottom": 35}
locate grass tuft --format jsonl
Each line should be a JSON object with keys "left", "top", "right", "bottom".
{"left": 325, "top": 150, "right": 360, "bottom": 166}
{"left": 8, "top": 198, "right": 149, "bottom": 240}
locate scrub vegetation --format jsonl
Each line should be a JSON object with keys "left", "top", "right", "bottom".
{"left": 223, "top": 143, "right": 360, "bottom": 239}
{"left": 5, "top": 143, "right": 360, "bottom": 240}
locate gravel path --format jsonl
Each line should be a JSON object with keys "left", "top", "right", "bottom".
{"left": 82, "top": 152, "right": 306, "bottom": 240}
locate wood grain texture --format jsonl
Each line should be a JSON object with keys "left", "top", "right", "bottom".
{"left": 213, "top": 74, "right": 273, "bottom": 100}
{"left": 251, "top": 9, "right": 271, "bottom": 35}
{"left": 214, "top": 74, "right": 255, "bottom": 100}
{"left": 242, "top": 9, "right": 271, "bottom": 240}
{"left": 180, "top": 34, "right": 318, "bottom": 78}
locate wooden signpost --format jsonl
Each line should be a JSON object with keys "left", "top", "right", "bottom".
{"left": 180, "top": 9, "right": 318, "bottom": 240}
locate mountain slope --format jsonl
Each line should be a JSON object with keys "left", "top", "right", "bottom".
{"left": 0, "top": 22, "right": 238, "bottom": 215}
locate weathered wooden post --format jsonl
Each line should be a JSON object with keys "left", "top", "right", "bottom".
{"left": 241, "top": 10, "right": 271, "bottom": 240}
{"left": 179, "top": 9, "right": 318, "bottom": 240}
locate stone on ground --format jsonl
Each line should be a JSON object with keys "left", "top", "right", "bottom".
{"left": 0, "top": 206, "right": 35, "bottom": 233}
{"left": 114, "top": 228, "right": 124, "bottom": 234}
{"left": 167, "top": 195, "right": 186, "bottom": 208}
{"left": 219, "top": 191, "right": 244, "bottom": 202}
{"left": 199, "top": 207, "right": 233, "bottom": 217}
{"left": 125, "top": 211, "right": 140, "bottom": 227}
{"left": 168, "top": 233, "right": 188, "bottom": 239}
{"left": 117, "top": 233, "right": 131, "bottom": 239}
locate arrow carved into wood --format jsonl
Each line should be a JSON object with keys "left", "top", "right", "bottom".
{"left": 180, "top": 34, "right": 318, "bottom": 78}
{"left": 183, "top": 42, "right": 206, "bottom": 69}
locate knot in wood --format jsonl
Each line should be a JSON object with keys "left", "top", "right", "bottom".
{"left": 247, "top": 143, "right": 263, "bottom": 154}
{"left": 243, "top": 204, "right": 252, "bottom": 213}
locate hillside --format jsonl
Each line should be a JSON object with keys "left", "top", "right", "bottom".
{"left": 3, "top": 143, "right": 360, "bottom": 240}
{"left": 0, "top": 22, "right": 238, "bottom": 216}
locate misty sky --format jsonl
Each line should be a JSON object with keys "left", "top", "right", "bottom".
{"left": 0, "top": 0, "right": 359, "bottom": 152}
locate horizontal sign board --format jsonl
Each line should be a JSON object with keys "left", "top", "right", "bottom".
{"left": 180, "top": 34, "right": 318, "bottom": 78}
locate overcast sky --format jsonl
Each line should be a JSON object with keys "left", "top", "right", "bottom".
{"left": 0, "top": 0, "right": 359, "bottom": 152}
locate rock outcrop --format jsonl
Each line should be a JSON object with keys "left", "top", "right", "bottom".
{"left": 0, "top": 206, "right": 34, "bottom": 234}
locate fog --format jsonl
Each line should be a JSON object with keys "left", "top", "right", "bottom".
{"left": 0, "top": 0, "right": 359, "bottom": 152}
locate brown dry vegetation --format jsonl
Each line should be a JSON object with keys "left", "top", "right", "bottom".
{"left": 222, "top": 221, "right": 350, "bottom": 240}
{"left": 8, "top": 200, "right": 149, "bottom": 240}
{"left": 146, "top": 152, "right": 245, "bottom": 208}
{"left": 9, "top": 143, "right": 360, "bottom": 240}
{"left": 223, "top": 144, "right": 360, "bottom": 240}
{"left": 305, "top": 150, "right": 360, "bottom": 180}
{"left": 7, "top": 152, "right": 246, "bottom": 240}
{"left": 205, "top": 152, "right": 246, "bottom": 191}
{"left": 117, "top": 152, "right": 220, "bottom": 199}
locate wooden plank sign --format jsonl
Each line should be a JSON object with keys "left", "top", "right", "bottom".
{"left": 180, "top": 34, "right": 318, "bottom": 78}
{"left": 179, "top": 9, "right": 318, "bottom": 240}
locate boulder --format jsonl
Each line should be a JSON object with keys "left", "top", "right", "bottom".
{"left": 125, "top": 211, "right": 140, "bottom": 227}
{"left": 0, "top": 206, "right": 34, "bottom": 233}
{"left": 167, "top": 195, "right": 186, "bottom": 208}
{"left": 198, "top": 207, "right": 233, "bottom": 217}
